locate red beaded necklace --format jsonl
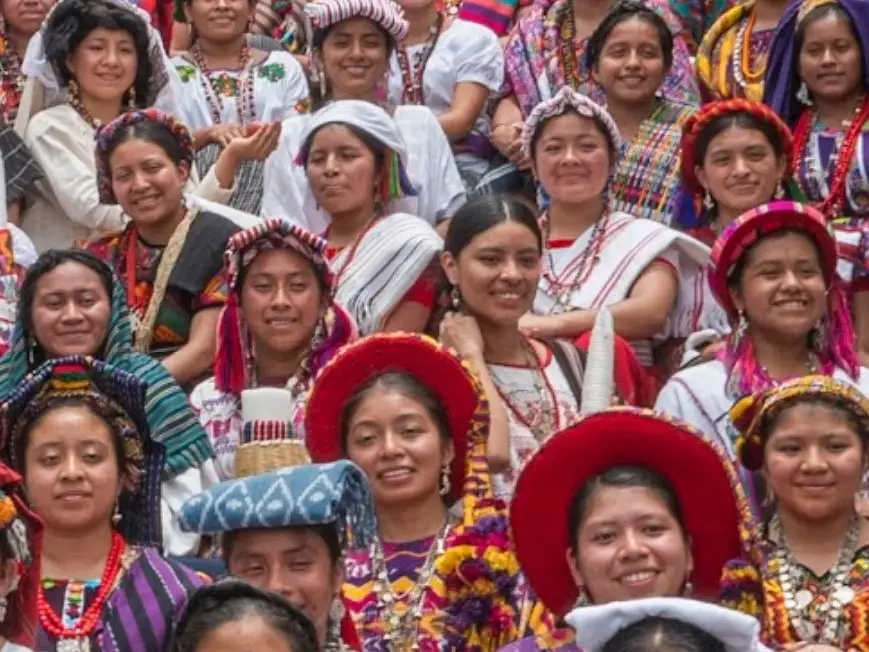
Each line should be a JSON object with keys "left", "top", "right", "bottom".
{"left": 38, "top": 531, "right": 125, "bottom": 649}
{"left": 791, "top": 95, "right": 869, "bottom": 217}
{"left": 324, "top": 214, "right": 381, "bottom": 287}
{"left": 190, "top": 40, "right": 256, "bottom": 125}
{"left": 395, "top": 13, "right": 444, "bottom": 105}
{"left": 540, "top": 212, "right": 608, "bottom": 312}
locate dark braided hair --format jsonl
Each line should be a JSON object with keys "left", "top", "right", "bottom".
{"left": 586, "top": 0, "right": 675, "bottom": 71}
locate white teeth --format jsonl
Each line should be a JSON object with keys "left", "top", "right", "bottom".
{"left": 622, "top": 571, "right": 656, "bottom": 583}
{"left": 381, "top": 469, "right": 411, "bottom": 479}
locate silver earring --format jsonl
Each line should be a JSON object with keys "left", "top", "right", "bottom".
{"left": 0, "top": 595, "right": 7, "bottom": 622}
{"left": 450, "top": 287, "right": 462, "bottom": 311}
{"left": 811, "top": 316, "right": 828, "bottom": 352}
{"left": 439, "top": 464, "right": 451, "bottom": 497}
{"left": 774, "top": 181, "right": 785, "bottom": 199}
{"left": 703, "top": 190, "right": 715, "bottom": 212}
{"left": 112, "top": 502, "right": 122, "bottom": 527}
{"left": 573, "top": 589, "right": 590, "bottom": 608}
{"left": 683, "top": 579, "right": 694, "bottom": 597}
{"left": 797, "top": 81, "right": 813, "bottom": 106}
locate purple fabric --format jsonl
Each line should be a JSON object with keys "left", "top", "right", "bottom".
{"left": 764, "top": 0, "right": 869, "bottom": 126}
{"left": 499, "top": 636, "right": 583, "bottom": 651}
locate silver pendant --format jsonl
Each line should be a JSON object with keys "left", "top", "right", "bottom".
{"left": 834, "top": 586, "right": 855, "bottom": 604}
{"left": 795, "top": 589, "right": 814, "bottom": 609}
{"left": 58, "top": 638, "right": 90, "bottom": 652}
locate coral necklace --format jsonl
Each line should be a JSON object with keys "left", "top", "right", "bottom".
{"left": 38, "top": 531, "right": 125, "bottom": 652}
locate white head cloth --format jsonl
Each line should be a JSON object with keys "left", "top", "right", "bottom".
{"left": 304, "top": 0, "right": 409, "bottom": 43}
{"left": 14, "top": 0, "right": 182, "bottom": 136}
{"left": 566, "top": 597, "right": 771, "bottom": 652}
{"left": 521, "top": 87, "right": 622, "bottom": 160}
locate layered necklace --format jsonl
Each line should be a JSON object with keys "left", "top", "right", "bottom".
{"left": 396, "top": 12, "right": 444, "bottom": 105}
{"left": 37, "top": 531, "right": 125, "bottom": 652}
{"left": 769, "top": 513, "right": 859, "bottom": 645}
{"left": 540, "top": 213, "right": 608, "bottom": 314}
{"left": 190, "top": 40, "right": 256, "bottom": 125}
{"left": 731, "top": 11, "right": 767, "bottom": 92}
{"left": 370, "top": 518, "right": 452, "bottom": 650}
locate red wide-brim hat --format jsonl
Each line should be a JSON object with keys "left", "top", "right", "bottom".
{"left": 708, "top": 201, "right": 837, "bottom": 316}
{"left": 510, "top": 408, "right": 746, "bottom": 617}
{"left": 305, "top": 333, "right": 480, "bottom": 502}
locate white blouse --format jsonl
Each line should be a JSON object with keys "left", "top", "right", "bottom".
{"left": 170, "top": 50, "right": 310, "bottom": 130}
{"left": 261, "top": 105, "right": 465, "bottom": 233}
{"left": 387, "top": 19, "right": 503, "bottom": 177}
{"left": 21, "top": 105, "right": 233, "bottom": 252}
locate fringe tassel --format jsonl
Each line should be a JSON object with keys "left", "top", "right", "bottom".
{"left": 340, "top": 605, "right": 362, "bottom": 650}
{"left": 214, "top": 294, "right": 246, "bottom": 395}
{"left": 379, "top": 151, "right": 417, "bottom": 202}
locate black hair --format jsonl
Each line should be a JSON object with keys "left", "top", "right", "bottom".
{"left": 300, "top": 122, "right": 388, "bottom": 175}
{"left": 99, "top": 121, "right": 190, "bottom": 178}
{"left": 795, "top": 3, "right": 860, "bottom": 65}
{"left": 173, "top": 580, "right": 319, "bottom": 652}
{"left": 44, "top": 0, "right": 152, "bottom": 110}
{"left": 601, "top": 616, "right": 728, "bottom": 652}
{"left": 530, "top": 110, "right": 619, "bottom": 163}
{"left": 235, "top": 248, "right": 330, "bottom": 298}
{"left": 18, "top": 250, "right": 115, "bottom": 363}
{"left": 586, "top": 0, "right": 674, "bottom": 72}
{"left": 726, "top": 227, "right": 822, "bottom": 291}
{"left": 756, "top": 396, "right": 869, "bottom": 453}
{"left": 339, "top": 372, "right": 451, "bottom": 454}
{"left": 694, "top": 111, "right": 788, "bottom": 169}
{"left": 444, "top": 194, "right": 543, "bottom": 257}
{"left": 223, "top": 523, "right": 342, "bottom": 566}
{"left": 567, "top": 465, "right": 687, "bottom": 555}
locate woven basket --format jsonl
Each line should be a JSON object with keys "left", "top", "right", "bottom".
{"left": 234, "top": 439, "right": 312, "bottom": 478}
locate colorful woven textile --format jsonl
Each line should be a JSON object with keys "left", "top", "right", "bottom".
{"left": 304, "top": 0, "right": 409, "bottom": 41}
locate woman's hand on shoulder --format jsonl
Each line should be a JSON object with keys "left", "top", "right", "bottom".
{"left": 440, "top": 311, "right": 485, "bottom": 361}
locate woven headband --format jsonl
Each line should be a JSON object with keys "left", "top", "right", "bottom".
{"left": 521, "top": 87, "right": 622, "bottom": 160}
{"left": 304, "top": 0, "right": 409, "bottom": 41}
{"left": 680, "top": 99, "right": 794, "bottom": 196}
{"left": 95, "top": 109, "right": 195, "bottom": 204}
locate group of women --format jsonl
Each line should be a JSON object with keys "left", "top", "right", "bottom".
{"left": 0, "top": 0, "right": 865, "bottom": 648}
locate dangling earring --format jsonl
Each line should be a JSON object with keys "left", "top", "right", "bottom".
{"left": 126, "top": 86, "right": 137, "bottom": 109}
{"left": 0, "top": 595, "right": 7, "bottom": 622}
{"left": 325, "top": 598, "right": 344, "bottom": 651}
{"left": 683, "top": 579, "right": 694, "bottom": 597}
{"left": 774, "top": 181, "right": 785, "bottom": 199}
{"left": 703, "top": 190, "right": 715, "bottom": 212}
{"left": 27, "top": 339, "right": 36, "bottom": 367}
{"left": 112, "top": 501, "right": 122, "bottom": 527}
{"left": 811, "top": 315, "right": 828, "bottom": 353}
{"left": 797, "top": 81, "right": 813, "bottom": 106}
{"left": 573, "top": 589, "right": 590, "bottom": 608}
{"left": 450, "top": 287, "right": 462, "bottom": 311}
{"left": 439, "top": 464, "right": 451, "bottom": 497}
{"left": 731, "top": 310, "right": 748, "bottom": 351}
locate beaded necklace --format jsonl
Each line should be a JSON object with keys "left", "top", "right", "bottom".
{"left": 395, "top": 13, "right": 444, "bottom": 105}
{"left": 792, "top": 95, "right": 869, "bottom": 217}
{"left": 67, "top": 87, "right": 103, "bottom": 130}
{"left": 38, "top": 531, "right": 125, "bottom": 652}
{"left": 731, "top": 12, "right": 766, "bottom": 89}
{"left": 769, "top": 513, "right": 859, "bottom": 645}
{"left": 0, "top": 39, "right": 23, "bottom": 120}
{"left": 488, "top": 338, "right": 561, "bottom": 445}
{"left": 370, "top": 518, "right": 452, "bottom": 651}
{"left": 190, "top": 41, "right": 256, "bottom": 125}
{"left": 325, "top": 214, "right": 381, "bottom": 287}
{"left": 540, "top": 213, "right": 608, "bottom": 313}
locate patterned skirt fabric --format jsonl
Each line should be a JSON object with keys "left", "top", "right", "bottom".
{"left": 195, "top": 142, "right": 266, "bottom": 215}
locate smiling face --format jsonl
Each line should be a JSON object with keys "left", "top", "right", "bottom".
{"left": 30, "top": 261, "right": 112, "bottom": 359}
{"left": 23, "top": 405, "right": 122, "bottom": 535}
{"left": 344, "top": 383, "right": 453, "bottom": 510}
{"left": 239, "top": 248, "right": 325, "bottom": 360}
{"left": 2, "top": 0, "right": 51, "bottom": 37}
{"left": 66, "top": 27, "right": 138, "bottom": 105}
{"left": 593, "top": 16, "right": 667, "bottom": 107}
{"left": 227, "top": 527, "right": 341, "bottom": 640}
{"left": 570, "top": 485, "right": 692, "bottom": 603}
{"left": 109, "top": 137, "right": 189, "bottom": 227}
{"left": 306, "top": 124, "right": 381, "bottom": 216}
{"left": 441, "top": 220, "right": 541, "bottom": 329}
{"left": 799, "top": 11, "right": 864, "bottom": 105}
{"left": 532, "top": 113, "right": 612, "bottom": 206}
{"left": 318, "top": 18, "right": 390, "bottom": 98}
{"left": 184, "top": 0, "right": 251, "bottom": 44}
{"left": 695, "top": 126, "right": 786, "bottom": 218}
{"left": 764, "top": 401, "right": 866, "bottom": 523}
{"left": 730, "top": 231, "right": 827, "bottom": 344}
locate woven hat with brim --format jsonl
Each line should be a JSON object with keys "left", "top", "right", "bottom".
{"left": 0, "top": 356, "right": 164, "bottom": 550}
{"left": 709, "top": 201, "right": 837, "bottom": 316}
{"left": 510, "top": 407, "right": 750, "bottom": 617}
{"left": 305, "top": 333, "right": 481, "bottom": 503}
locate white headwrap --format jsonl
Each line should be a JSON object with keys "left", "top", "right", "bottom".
{"left": 566, "top": 598, "right": 771, "bottom": 652}
{"left": 304, "top": 0, "right": 409, "bottom": 43}
{"left": 521, "top": 87, "right": 622, "bottom": 160}
{"left": 13, "top": 0, "right": 182, "bottom": 136}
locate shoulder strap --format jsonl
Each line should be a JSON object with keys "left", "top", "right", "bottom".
{"left": 546, "top": 339, "right": 585, "bottom": 408}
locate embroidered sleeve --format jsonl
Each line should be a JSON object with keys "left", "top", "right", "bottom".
{"left": 401, "top": 265, "right": 438, "bottom": 309}
{"left": 194, "top": 274, "right": 229, "bottom": 312}
{"left": 720, "top": 557, "right": 764, "bottom": 618}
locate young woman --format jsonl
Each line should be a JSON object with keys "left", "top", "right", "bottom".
{"left": 0, "top": 357, "right": 206, "bottom": 650}
{"left": 657, "top": 201, "right": 868, "bottom": 513}
{"left": 261, "top": 0, "right": 465, "bottom": 233}
{"left": 387, "top": 0, "right": 503, "bottom": 189}
{"left": 16, "top": 0, "right": 243, "bottom": 252}
{"left": 722, "top": 376, "right": 869, "bottom": 649}
{"left": 695, "top": 0, "right": 789, "bottom": 101}
{"left": 181, "top": 387, "right": 375, "bottom": 650}
{"left": 586, "top": 1, "right": 696, "bottom": 224}
{"left": 500, "top": 406, "right": 748, "bottom": 650}
{"left": 296, "top": 101, "right": 441, "bottom": 335}
{"left": 518, "top": 88, "right": 709, "bottom": 403}
{"left": 0, "top": 0, "right": 52, "bottom": 121}
{"left": 174, "top": 581, "right": 320, "bottom": 652}
{"left": 764, "top": 0, "right": 869, "bottom": 365}
{"left": 190, "top": 219, "right": 357, "bottom": 480}
{"left": 305, "top": 334, "right": 560, "bottom": 649}
{"left": 172, "top": 0, "right": 309, "bottom": 213}
{"left": 0, "top": 249, "right": 218, "bottom": 557}
{"left": 84, "top": 110, "right": 245, "bottom": 387}
{"left": 0, "top": 462, "right": 41, "bottom": 652}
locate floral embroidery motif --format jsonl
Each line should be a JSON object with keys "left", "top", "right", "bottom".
{"left": 257, "top": 62, "right": 286, "bottom": 82}
{"left": 175, "top": 63, "right": 197, "bottom": 83}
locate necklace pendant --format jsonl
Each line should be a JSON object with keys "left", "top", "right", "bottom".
{"left": 795, "top": 588, "right": 814, "bottom": 609}
{"left": 834, "top": 586, "right": 855, "bottom": 604}
{"left": 58, "top": 638, "right": 90, "bottom": 652}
